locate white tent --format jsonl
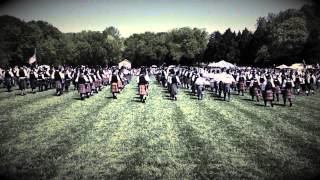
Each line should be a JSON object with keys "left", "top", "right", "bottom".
{"left": 276, "top": 64, "right": 289, "bottom": 69}
{"left": 208, "top": 60, "right": 235, "bottom": 68}
{"left": 118, "top": 59, "right": 131, "bottom": 69}
{"left": 289, "top": 63, "right": 304, "bottom": 70}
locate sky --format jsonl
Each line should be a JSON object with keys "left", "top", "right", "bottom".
{"left": 0, "top": 0, "right": 312, "bottom": 37}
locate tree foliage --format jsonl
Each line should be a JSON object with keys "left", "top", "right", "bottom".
{"left": 0, "top": 3, "right": 319, "bottom": 67}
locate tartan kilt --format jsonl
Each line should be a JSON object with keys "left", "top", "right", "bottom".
{"left": 95, "top": 80, "right": 101, "bottom": 87}
{"left": 285, "top": 89, "right": 293, "bottom": 99}
{"left": 139, "top": 84, "right": 147, "bottom": 95}
{"left": 86, "top": 83, "right": 91, "bottom": 93}
{"left": 265, "top": 90, "right": 273, "bottom": 101}
{"left": 239, "top": 82, "right": 245, "bottom": 91}
{"left": 118, "top": 81, "right": 123, "bottom": 89}
{"left": 274, "top": 86, "right": 281, "bottom": 94}
{"left": 111, "top": 83, "right": 119, "bottom": 93}
{"left": 170, "top": 83, "right": 178, "bottom": 96}
{"left": 19, "top": 78, "right": 27, "bottom": 90}
{"left": 91, "top": 83, "right": 96, "bottom": 90}
{"left": 103, "top": 78, "right": 108, "bottom": 85}
{"left": 231, "top": 81, "right": 236, "bottom": 89}
{"left": 55, "top": 81, "right": 62, "bottom": 89}
{"left": 250, "top": 87, "right": 259, "bottom": 96}
{"left": 4, "top": 78, "right": 12, "bottom": 87}
{"left": 79, "top": 84, "right": 86, "bottom": 94}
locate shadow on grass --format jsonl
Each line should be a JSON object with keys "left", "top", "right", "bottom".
{"left": 242, "top": 98, "right": 253, "bottom": 102}
{"left": 254, "top": 104, "right": 266, "bottom": 107}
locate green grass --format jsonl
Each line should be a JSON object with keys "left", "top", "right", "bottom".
{"left": 0, "top": 77, "right": 320, "bottom": 179}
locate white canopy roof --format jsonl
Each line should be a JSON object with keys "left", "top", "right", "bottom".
{"left": 289, "top": 63, "right": 304, "bottom": 70}
{"left": 276, "top": 64, "right": 289, "bottom": 69}
{"left": 208, "top": 60, "right": 236, "bottom": 68}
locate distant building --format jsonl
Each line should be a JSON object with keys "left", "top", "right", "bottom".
{"left": 118, "top": 59, "right": 131, "bottom": 69}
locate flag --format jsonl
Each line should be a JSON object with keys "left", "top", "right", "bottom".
{"left": 28, "top": 48, "right": 36, "bottom": 64}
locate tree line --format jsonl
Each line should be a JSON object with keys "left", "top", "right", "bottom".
{"left": 0, "top": 3, "right": 319, "bottom": 68}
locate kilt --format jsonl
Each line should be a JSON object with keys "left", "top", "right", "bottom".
{"left": 103, "top": 78, "right": 108, "bottom": 85}
{"left": 86, "top": 83, "right": 92, "bottom": 93}
{"left": 274, "top": 86, "right": 281, "bottom": 94}
{"left": 91, "top": 83, "right": 96, "bottom": 90}
{"left": 265, "top": 90, "right": 273, "bottom": 101}
{"left": 55, "top": 81, "right": 62, "bottom": 89}
{"left": 170, "top": 83, "right": 178, "bottom": 96}
{"left": 285, "top": 89, "right": 292, "bottom": 99}
{"left": 19, "top": 78, "right": 27, "bottom": 90}
{"left": 95, "top": 80, "right": 101, "bottom": 88}
{"left": 30, "top": 79, "right": 37, "bottom": 89}
{"left": 4, "top": 77, "right": 12, "bottom": 87}
{"left": 231, "top": 81, "right": 236, "bottom": 89}
{"left": 111, "top": 83, "right": 118, "bottom": 93}
{"left": 224, "top": 84, "right": 231, "bottom": 93}
{"left": 139, "top": 84, "right": 147, "bottom": 95}
{"left": 250, "top": 87, "right": 259, "bottom": 96}
{"left": 79, "top": 84, "right": 86, "bottom": 94}
{"left": 118, "top": 81, "right": 123, "bottom": 89}
{"left": 239, "top": 82, "right": 245, "bottom": 91}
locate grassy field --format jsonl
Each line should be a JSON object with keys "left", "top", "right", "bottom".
{"left": 0, "top": 77, "right": 320, "bottom": 179}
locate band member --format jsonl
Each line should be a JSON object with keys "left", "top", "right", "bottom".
{"left": 4, "top": 69, "right": 14, "bottom": 92}
{"left": 76, "top": 71, "right": 88, "bottom": 100}
{"left": 262, "top": 75, "right": 275, "bottom": 107}
{"left": 110, "top": 71, "right": 120, "bottom": 99}
{"left": 37, "top": 69, "right": 45, "bottom": 92}
{"left": 29, "top": 69, "right": 38, "bottom": 93}
{"left": 237, "top": 73, "right": 245, "bottom": 96}
{"left": 169, "top": 70, "right": 181, "bottom": 100}
{"left": 17, "top": 67, "right": 27, "bottom": 96}
{"left": 273, "top": 76, "right": 282, "bottom": 101}
{"left": 137, "top": 70, "right": 149, "bottom": 103}
{"left": 64, "top": 69, "right": 72, "bottom": 92}
{"left": 195, "top": 73, "right": 205, "bottom": 100}
{"left": 283, "top": 76, "right": 294, "bottom": 107}
{"left": 90, "top": 70, "right": 98, "bottom": 94}
{"left": 85, "top": 71, "right": 93, "bottom": 96}
{"left": 54, "top": 68, "right": 64, "bottom": 96}
{"left": 249, "top": 78, "right": 260, "bottom": 102}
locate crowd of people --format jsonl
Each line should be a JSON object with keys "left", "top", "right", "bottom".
{"left": 0, "top": 64, "right": 319, "bottom": 107}
{"left": 154, "top": 65, "right": 320, "bottom": 107}
{"left": 0, "top": 65, "right": 132, "bottom": 100}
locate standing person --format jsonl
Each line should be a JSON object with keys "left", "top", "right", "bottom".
{"left": 137, "top": 70, "right": 149, "bottom": 103}
{"left": 29, "top": 69, "right": 38, "bottom": 93}
{"left": 195, "top": 73, "right": 205, "bottom": 100}
{"left": 64, "top": 69, "right": 72, "bottom": 92}
{"left": 249, "top": 78, "right": 261, "bottom": 102}
{"left": 4, "top": 69, "right": 13, "bottom": 92}
{"left": 283, "top": 76, "right": 294, "bottom": 107}
{"left": 54, "top": 68, "right": 64, "bottom": 96}
{"left": 169, "top": 71, "right": 181, "bottom": 101}
{"left": 76, "top": 71, "right": 87, "bottom": 100}
{"left": 264, "top": 76, "right": 275, "bottom": 107}
{"left": 237, "top": 73, "right": 245, "bottom": 96}
{"left": 37, "top": 69, "right": 45, "bottom": 92}
{"left": 273, "top": 76, "right": 282, "bottom": 102}
{"left": 110, "top": 71, "right": 120, "bottom": 99}
{"left": 17, "top": 67, "right": 27, "bottom": 96}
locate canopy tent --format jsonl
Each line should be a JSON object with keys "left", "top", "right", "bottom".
{"left": 276, "top": 64, "right": 289, "bottom": 69}
{"left": 208, "top": 60, "right": 236, "bottom": 68}
{"left": 118, "top": 59, "right": 131, "bottom": 69}
{"left": 306, "top": 65, "right": 314, "bottom": 69}
{"left": 289, "top": 63, "right": 304, "bottom": 70}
